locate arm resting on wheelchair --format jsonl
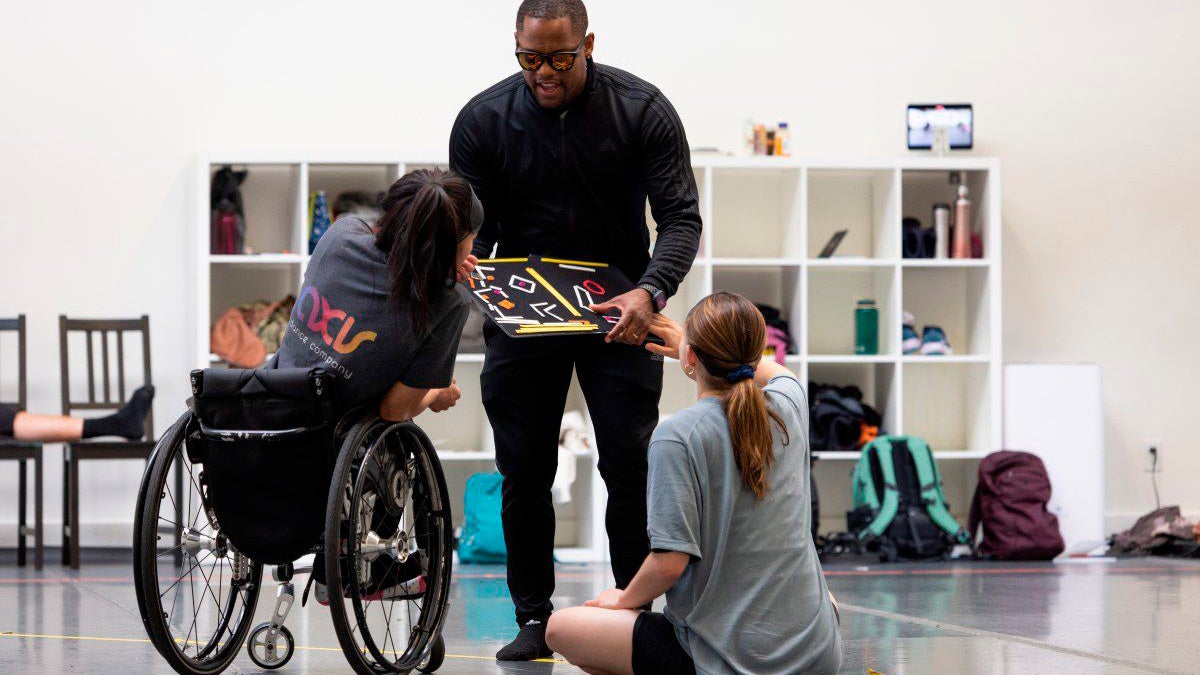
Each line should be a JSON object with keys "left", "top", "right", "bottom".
{"left": 379, "top": 379, "right": 461, "bottom": 422}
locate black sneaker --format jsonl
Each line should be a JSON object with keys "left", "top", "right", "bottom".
{"left": 495, "top": 619, "right": 552, "bottom": 661}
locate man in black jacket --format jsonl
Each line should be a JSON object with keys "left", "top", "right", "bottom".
{"left": 450, "top": 0, "right": 702, "bottom": 661}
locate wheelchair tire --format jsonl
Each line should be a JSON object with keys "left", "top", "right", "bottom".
{"left": 324, "top": 418, "right": 455, "bottom": 675}
{"left": 417, "top": 635, "right": 446, "bottom": 673}
{"left": 134, "top": 412, "right": 264, "bottom": 675}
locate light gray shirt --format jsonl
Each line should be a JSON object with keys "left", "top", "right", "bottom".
{"left": 648, "top": 374, "right": 842, "bottom": 675}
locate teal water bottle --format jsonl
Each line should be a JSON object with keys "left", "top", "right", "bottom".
{"left": 855, "top": 299, "right": 879, "bottom": 355}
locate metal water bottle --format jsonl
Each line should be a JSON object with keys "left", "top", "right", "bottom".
{"left": 952, "top": 185, "right": 971, "bottom": 259}
{"left": 933, "top": 203, "right": 950, "bottom": 259}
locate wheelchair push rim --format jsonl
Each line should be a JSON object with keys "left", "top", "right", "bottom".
{"left": 326, "top": 420, "right": 454, "bottom": 674}
{"left": 134, "top": 413, "right": 263, "bottom": 675}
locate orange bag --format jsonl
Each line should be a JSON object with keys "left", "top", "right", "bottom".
{"left": 210, "top": 308, "right": 267, "bottom": 367}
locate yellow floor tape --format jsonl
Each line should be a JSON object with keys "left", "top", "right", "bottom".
{"left": 0, "top": 630, "right": 563, "bottom": 664}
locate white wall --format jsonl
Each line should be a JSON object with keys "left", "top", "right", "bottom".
{"left": 1, "top": 0, "right": 1197, "bottom": 545}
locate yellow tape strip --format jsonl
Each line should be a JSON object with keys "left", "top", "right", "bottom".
{"left": 0, "top": 631, "right": 564, "bottom": 664}
{"left": 525, "top": 267, "right": 581, "bottom": 317}
{"left": 477, "top": 257, "right": 529, "bottom": 263}
{"left": 541, "top": 257, "right": 609, "bottom": 267}
{"left": 516, "top": 325, "right": 598, "bottom": 334}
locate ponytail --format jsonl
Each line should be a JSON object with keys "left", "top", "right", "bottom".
{"left": 375, "top": 169, "right": 478, "bottom": 333}
{"left": 685, "top": 292, "right": 788, "bottom": 500}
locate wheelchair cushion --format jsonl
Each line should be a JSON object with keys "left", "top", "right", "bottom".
{"left": 186, "top": 367, "right": 338, "bottom": 565}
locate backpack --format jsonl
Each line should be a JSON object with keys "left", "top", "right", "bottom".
{"left": 458, "top": 472, "right": 507, "bottom": 564}
{"left": 847, "top": 435, "right": 970, "bottom": 561}
{"left": 210, "top": 166, "right": 247, "bottom": 254}
{"left": 968, "top": 451, "right": 1065, "bottom": 560}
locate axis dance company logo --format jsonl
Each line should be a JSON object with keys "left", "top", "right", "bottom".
{"left": 288, "top": 285, "right": 378, "bottom": 380}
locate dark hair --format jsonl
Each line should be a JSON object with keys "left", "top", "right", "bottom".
{"left": 375, "top": 169, "right": 476, "bottom": 333}
{"left": 685, "top": 292, "right": 788, "bottom": 500}
{"left": 516, "top": 0, "right": 588, "bottom": 36}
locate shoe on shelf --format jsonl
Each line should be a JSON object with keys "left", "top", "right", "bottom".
{"left": 919, "top": 325, "right": 954, "bottom": 355}
{"left": 902, "top": 311, "right": 922, "bottom": 355}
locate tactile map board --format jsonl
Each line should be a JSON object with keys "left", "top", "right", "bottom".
{"left": 460, "top": 255, "right": 634, "bottom": 338}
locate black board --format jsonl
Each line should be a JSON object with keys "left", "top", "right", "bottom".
{"left": 460, "top": 255, "right": 634, "bottom": 338}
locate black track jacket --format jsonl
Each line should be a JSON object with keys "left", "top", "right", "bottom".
{"left": 449, "top": 59, "right": 702, "bottom": 299}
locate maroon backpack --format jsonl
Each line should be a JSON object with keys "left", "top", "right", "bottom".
{"left": 968, "top": 451, "right": 1065, "bottom": 560}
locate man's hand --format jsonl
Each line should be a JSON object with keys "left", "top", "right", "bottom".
{"left": 644, "top": 314, "right": 684, "bottom": 359}
{"left": 428, "top": 379, "right": 461, "bottom": 412}
{"left": 591, "top": 288, "right": 654, "bottom": 345}
{"left": 455, "top": 254, "right": 479, "bottom": 284}
{"left": 583, "top": 588, "right": 628, "bottom": 610}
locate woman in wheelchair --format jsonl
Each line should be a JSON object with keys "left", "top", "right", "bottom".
{"left": 134, "top": 169, "right": 481, "bottom": 675}
{"left": 546, "top": 293, "right": 843, "bottom": 675}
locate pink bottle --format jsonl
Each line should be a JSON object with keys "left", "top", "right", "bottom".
{"left": 952, "top": 184, "right": 971, "bottom": 259}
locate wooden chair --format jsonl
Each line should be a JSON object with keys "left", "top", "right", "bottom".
{"left": 59, "top": 315, "right": 176, "bottom": 569}
{"left": 0, "top": 315, "right": 43, "bottom": 568}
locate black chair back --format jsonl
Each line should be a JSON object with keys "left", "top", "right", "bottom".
{"left": 0, "top": 315, "right": 28, "bottom": 415}
{"left": 58, "top": 315, "right": 153, "bottom": 440}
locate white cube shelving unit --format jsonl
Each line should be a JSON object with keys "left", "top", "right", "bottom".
{"left": 195, "top": 154, "right": 1002, "bottom": 561}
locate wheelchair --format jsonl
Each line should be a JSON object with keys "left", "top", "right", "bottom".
{"left": 133, "top": 367, "right": 453, "bottom": 675}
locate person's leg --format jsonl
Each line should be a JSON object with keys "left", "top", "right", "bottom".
{"left": 575, "top": 340, "right": 662, "bottom": 590}
{"left": 6, "top": 385, "right": 154, "bottom": 442}
{"left": 11, "top": 412, "right": 83, "bottom": 442}
{"left": 481, "top": 329, "right": 574, "bottom": 659}
{"left": 546, "top": 607, "right": 639, "bottom": 675}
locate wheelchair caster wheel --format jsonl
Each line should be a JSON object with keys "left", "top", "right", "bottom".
{"left": 417, "top": 635, "right": 445, "bottom": 673}
{"left": 247, "top": 622, "right": 294, "bottom": 669}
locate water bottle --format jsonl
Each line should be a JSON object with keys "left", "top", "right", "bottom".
{"left": 855, "top": 299, "right": 879, "bottom": 355}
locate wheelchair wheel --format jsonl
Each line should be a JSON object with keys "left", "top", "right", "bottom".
{"left": 134, "top": 413, "right": 264, "bottom": 675}
{"left": 246, "top": 622, "right": 295, "bottom": 669}
{"left": 325, "top": 419, "right": 454, "bottom": 675}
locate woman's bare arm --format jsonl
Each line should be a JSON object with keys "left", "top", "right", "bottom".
{"left": 379, "top": 379, "right": 461, "bottom": 421}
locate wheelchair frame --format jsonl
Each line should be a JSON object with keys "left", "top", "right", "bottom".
{"left": 133, "top": 404, "right": 454, "bottom": 675}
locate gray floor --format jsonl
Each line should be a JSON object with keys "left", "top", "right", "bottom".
{"left": 1, "top": 556, "right": 1197, "bottom": 674}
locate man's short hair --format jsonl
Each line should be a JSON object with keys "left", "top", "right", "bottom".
{"left": 516, "top": 0, "right": 589, "bottom": 37}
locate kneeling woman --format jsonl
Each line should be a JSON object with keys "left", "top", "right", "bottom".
{"left": 271, "top": 169, "right": 480, "bottom": 419}
{"left": 547, "top": 292, "right": 842, "bottom": 675}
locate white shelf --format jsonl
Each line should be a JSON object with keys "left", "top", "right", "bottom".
{"left": 807, "top": 354, "right": 896, "bottom": 364}
{"left": 209, "top": 253, "right": 303, "bottom": 264}
{"left": 902, "top": 355, "right": 990, "bottom": 364}
{"left": 711, "top": 257, "right": 803, "bottom": 267}
{"left": 814, "top": 449, "right": 989, "bottom": 460}
{"left": 197, "top": 154, "right": 1002, "bottom": 551}
{"left": 807, "top": 258, "right": 897, "bottom": 268}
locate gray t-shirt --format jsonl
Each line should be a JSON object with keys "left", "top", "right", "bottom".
{"left": 271, "top": 217, "right": 467, "bottom": 410}
{"left": 648, "top": 374, "right": 842, "bottom": 675}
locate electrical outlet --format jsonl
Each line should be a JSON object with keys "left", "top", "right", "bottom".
{"left": 1144, "top": 441, "right": 1162, "bottom": 473}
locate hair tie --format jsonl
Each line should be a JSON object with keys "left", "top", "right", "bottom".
{"left": 726, "top": 364, "right": 755, "bottom": 383}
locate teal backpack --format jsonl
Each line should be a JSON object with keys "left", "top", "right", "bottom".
{"left": 847, "top": 435, "right": 971, "bottom": 561}
{"left": 458, "top": 472, "right": 507, "bottom": 564}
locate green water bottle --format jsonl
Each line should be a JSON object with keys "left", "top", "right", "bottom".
{"left": 855, "top": 299, "right": 879, "bottom": 355}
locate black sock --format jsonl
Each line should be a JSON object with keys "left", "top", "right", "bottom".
{"left": 82, "top": 385, "right": 155, "bottom": 439}
{"left": 495, "top": 619, "right": 552, "bottom": 661}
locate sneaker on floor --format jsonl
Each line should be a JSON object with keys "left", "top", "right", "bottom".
{"left": 496, "top": 619, "right": 552, "bottom": 661}
{"left": 919, "top": 325, "right": 954, "bottom": 355}
{"left": 902, "top": 311, "right": 922, "bottom": 355}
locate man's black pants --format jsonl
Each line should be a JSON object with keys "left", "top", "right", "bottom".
{"left": 481, "top": 325, "right": 662, "bottom": 625}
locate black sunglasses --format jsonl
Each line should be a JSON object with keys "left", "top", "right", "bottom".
{"left": 515, "top": 38, "right": 586, "bottom": 72}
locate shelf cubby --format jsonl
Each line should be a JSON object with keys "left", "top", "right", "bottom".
{"left": 710, "top": 167, "right": 803, "bottom": 259}
{"left": 808, "top": 360, "right": 899, "bottom": 437}
{"left": 806, "top": 265, "right": 898, "bottom": 357}
{"left": 208, "top": 163, "right": 302, "bottom": 256}
{"left": 306, "top": 163, "right": 397, "bottom": 224}
{"left": 902, "top": 361, "right": 992, "bottom": 454}
{"left": 807, "top": 169, "right": 899, "bottom": 260}
{"left": 711, "top": 265, "right": 802, "bottom": 349}
{"left": 648, "top": 167, "right": 710, "bottom": 259}
{"left": 208, "top": 263, "right": 301, "bottom": 332}
{"left": 901, "top": 169, "right": 993, "bottom": 261}
{"left": 901, "top": 266, "right": 992, "bottom": 357}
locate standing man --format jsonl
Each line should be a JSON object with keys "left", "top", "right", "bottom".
{"left": 450, "top": 0, "right": 702, "bottom": 661}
